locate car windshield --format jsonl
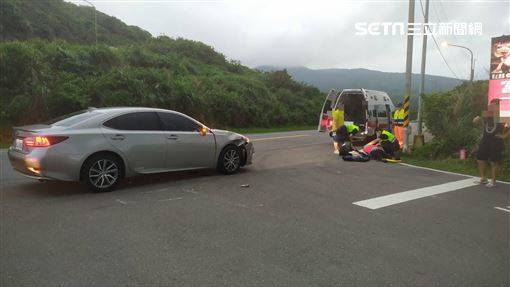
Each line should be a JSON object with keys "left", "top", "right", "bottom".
{"left": 45, "top": 109, "right": 101, "bottom": 126}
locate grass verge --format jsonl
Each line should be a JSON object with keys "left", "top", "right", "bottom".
{"left": 231, "top": 125, "right": 316, "bottom": 134}
{"left": 403, "top": 156, "right": 510, "bottom": 182}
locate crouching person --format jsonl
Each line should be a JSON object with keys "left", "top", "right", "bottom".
{"left": 331, "top": 123, "right": 363, "bottom": 155}
{"left": 379, "top": 130, "right": 401, "bottom": 160}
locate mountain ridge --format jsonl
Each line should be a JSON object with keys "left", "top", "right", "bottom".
{"left": 257, "top": 65, "right": 464, "bottom": 103}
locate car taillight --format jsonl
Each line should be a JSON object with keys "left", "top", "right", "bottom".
{"left": 24, "top": 136, "right": 68, "bottom": 147}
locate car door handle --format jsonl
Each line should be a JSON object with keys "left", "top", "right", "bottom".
{"left": 166, "top": 134, "right": 179, "bottom": 140}
{"left": 111, "top": 134, "right": 125, "bottom": 140}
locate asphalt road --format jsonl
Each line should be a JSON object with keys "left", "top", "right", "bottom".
{"left": 1, "top": 130, "right": 508, "bottom": 287}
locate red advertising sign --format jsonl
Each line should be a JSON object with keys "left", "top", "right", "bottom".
{"left": 489, "top": 35, "right": 510, "bottom": 122}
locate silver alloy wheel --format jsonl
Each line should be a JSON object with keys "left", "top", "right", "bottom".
{"left": 88, "top": 159, "right": 119, "bottom": 189}
{"left": 223, "top": 149, "right": 240, "bottom": 172}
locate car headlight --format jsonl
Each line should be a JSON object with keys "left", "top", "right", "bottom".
{"left": 243, "top": 136, "right": 250, "bottom": 143}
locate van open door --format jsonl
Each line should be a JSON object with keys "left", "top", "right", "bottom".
{"left": 317, "top": 90, "right": 339, "bottom": 132}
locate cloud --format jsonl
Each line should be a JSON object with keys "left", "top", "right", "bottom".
{"left": 73, "top": 0, "right": 509, "bottom": 79}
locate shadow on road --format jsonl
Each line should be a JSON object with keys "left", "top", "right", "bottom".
{"left": 3, "top": 168, "right": 233, "bottom": 198}
{"left": 119, "top": 168, "right": 222, "bottom": 191}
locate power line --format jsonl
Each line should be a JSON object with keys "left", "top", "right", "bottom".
{"left": 430, "top": 0, "right": 468, "bottom": 78}
{"left": 418, "top": 0, "right": 461, "bottom": 80}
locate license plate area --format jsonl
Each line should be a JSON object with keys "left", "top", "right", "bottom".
{"left": 13, "top": 138, "right": 24, "bottom": 151}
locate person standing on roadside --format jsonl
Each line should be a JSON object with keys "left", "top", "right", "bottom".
{"left": 331, "top": 106, "right": 344, "bottom": 154}
{"left": 392, "top": 103, "right": 405, "bottom": 148}
{"left": 473, "top": 101, "right": 510, "bottom": 188}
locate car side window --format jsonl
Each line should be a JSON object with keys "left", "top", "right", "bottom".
{"left": 103, "top": 112, "right": 162, "bottom": 131}
{"left": 157, "top": 112, "right": 200, "bottom": 132}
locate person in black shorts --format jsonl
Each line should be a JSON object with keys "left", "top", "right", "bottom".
{"left": 473, "top": 114, "right": 510, "bottom": 188}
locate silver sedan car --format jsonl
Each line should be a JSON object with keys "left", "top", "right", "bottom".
{"left": 8, "top": 107, "right": 253, "bottom": 192}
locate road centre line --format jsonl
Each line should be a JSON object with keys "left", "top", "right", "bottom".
{"left": 250, "top": 134, "right": 311, "bottom": 142}
{"left": 353, "top": 178, "right": 477, "bottom": 210}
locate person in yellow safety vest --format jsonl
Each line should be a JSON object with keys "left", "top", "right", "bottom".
{"left": 332, "top": 123, "right": 363, "bottom": 155}
{"left": 379, "top": 129, "right": 401, "bottom": 159}
{"left": 331, "top": 107, "right": 344, "bottom": 153}
{"left": 331, "top": 108, "right": 344, "bottom": 131}
{"left": 392, "top": 103, "right": 405, "bottom": 148}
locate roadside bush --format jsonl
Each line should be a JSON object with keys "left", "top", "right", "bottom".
{"left": 420, "top": 81, "right": 487, "bottom": 157}
{"left": 413, "top": 80, "right": 509, "bottom": 179}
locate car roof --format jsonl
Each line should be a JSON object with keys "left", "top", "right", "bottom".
{"left": 93, "top": 107, "right": 177, "bottom": 113}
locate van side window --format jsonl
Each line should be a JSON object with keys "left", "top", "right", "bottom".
{"left": 373, "top": 105, "right": 387, "bottom": 117}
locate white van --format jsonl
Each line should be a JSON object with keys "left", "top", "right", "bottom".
{"left": 318, "top": 88, "right": 396, "bottom": 137}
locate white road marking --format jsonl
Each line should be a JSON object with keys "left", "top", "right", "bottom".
{"left": 251, "top": 134, "right": 311, "bottom": 142}
{"left": 158, "top": 197, "right": 183, "bottom": 202}
{"left": 399, "top": 163, "right": 510, "bottom": 185}
{"left": 353, "top": 178, "right": 477, "bottom": 210}
{"left": 494, "top": 206, "right": 510, "bottom": 214}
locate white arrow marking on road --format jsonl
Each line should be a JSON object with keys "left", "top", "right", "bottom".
{"left": 353, "top": 178, "right": 477, "bottom": 210}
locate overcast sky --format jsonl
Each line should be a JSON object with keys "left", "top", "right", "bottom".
{"left": 72, "top": 0, "right": 509, "bottom": 80}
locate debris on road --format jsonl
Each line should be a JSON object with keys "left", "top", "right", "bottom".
{"left": 241, "top": 184, "right": 250, "bottom": 188}
{"left": 115, "top": 199, "right": 127, "bottom": 205}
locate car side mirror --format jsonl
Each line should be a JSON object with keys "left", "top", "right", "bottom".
{"left": 199, "top": 126, "right": 208, "bottom": 136}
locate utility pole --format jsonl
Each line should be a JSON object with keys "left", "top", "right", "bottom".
{"left": 417, "top": 0, "right": 429, "bottom": 136}
{"left": 83, "top": 0, "right": 98, "bottom": 45}
{"left": 403, "top": 0, "right": 415, "bottom": 151}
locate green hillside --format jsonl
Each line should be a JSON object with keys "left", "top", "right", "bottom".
{"left": 0, "top": 0, "right": 151, "bottom": 45}
{"left": 0, "top": 38, "right": 323, "bottom": 129}
{"left": 0, "top": 0, "right": 324, "bottom": 139}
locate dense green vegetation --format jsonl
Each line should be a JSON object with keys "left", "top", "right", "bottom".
{"left": 0, "top": 0, "right": 151, "bottom": 45}
{"left": 409, "top": 81, "right": 509, "bottom": 178}
{"left": 0, "top": 0, "right": 324, "bottom": 143}
{"left": 0, "top": 39, "right": 323, "bottom": 138}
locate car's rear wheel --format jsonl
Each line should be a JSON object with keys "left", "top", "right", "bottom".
{"left": 217, "top": 145, "right": 241, "bottom": 175}
{"left": 82, "top": 154, "right": 122, "bottom": 192}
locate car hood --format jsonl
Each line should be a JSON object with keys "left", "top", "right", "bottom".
{"left": 211, "top": 129, "right": 245, "bottom": 139}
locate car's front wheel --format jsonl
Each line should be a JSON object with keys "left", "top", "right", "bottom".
{"left": 217, "top": 145, "right": 241, "bottom": 175}
{"left": 82, "top": 154, "right": 122, "bottom": 192}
